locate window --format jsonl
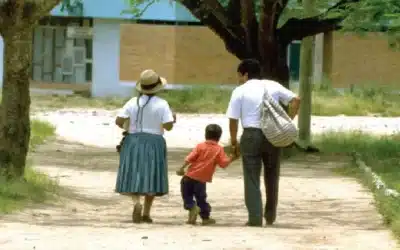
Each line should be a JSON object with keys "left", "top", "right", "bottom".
{"left": 31, "top": 25, "right": 93, "bottom": 84}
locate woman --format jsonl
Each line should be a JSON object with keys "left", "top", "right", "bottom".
{"left": 115, "top": 69, "right": 176, "bottom": 224}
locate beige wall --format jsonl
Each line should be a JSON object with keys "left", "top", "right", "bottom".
{"left": 330, "top": 32, "right": 400, "bottom": 88}
{"left": 120, "top": 23, "right": 239, "bottom": 85}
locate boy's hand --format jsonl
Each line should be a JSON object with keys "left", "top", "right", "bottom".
{"left": 230, "top": 153, "right": 239, "bottom": 161}
{"left": 230, "top": 145, "right": 240, "bottom": 158}
{"left": 176, "top": 168, "right": 185, "bottom": 176}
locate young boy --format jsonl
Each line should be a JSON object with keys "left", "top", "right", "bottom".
{"left": 176, "top": 124, "right": 238, "bottom": 225}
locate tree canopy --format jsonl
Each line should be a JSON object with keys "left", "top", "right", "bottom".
{"left": 126, "top": 0, "right": 400, "bottom": 49}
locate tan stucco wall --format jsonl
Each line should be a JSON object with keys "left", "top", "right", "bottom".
{"left": 119, "top": 23, "right": 239, "bottom": 85}
{"left": 331, "top": 32, "right": 400, "bottom": 88}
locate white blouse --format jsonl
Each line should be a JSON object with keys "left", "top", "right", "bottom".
{"left": 117, "top": 95, "right": 174, "bottom": 135}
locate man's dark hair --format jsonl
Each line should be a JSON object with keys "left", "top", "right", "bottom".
{"left": 205, "top": 124, "right": 223, "bottom": 141}
{"left": 237, "top": 59, "right": 261, "bottom": 79}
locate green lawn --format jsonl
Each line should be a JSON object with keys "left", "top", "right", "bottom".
{"left": 29, "top": 84, "right": 400, "bottom": 116}
{"left": 0, "top": 120, "right": 59, "bottom": 213}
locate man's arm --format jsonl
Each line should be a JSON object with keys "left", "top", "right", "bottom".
{"left": 226, "top": 89, "right": 241, "bottom": 146}
{"left": 275, "top": 83, "right": 301, "bottom": 120}
{"left": 229, "top": 118, "right": 239, "bottom": 146}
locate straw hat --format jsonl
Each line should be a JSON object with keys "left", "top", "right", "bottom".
{"left": 136, "top": 69, "right": 167, "bottom": 94}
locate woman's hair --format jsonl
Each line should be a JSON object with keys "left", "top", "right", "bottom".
{"left": 205, "top": 124, "right": 223, "bottom": 141}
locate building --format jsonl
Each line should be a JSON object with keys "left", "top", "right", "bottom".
{"left": 2, "top": 1, "right": 396, "bottom": 97}
{"left": 0, "top": 0, "right": 308, "bottom": 97}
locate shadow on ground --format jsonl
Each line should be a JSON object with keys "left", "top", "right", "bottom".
{"left": 29, "top": 139, "right": 350, "bottom": 179}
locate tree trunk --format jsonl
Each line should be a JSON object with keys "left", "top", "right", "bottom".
{"left": 259, "top": 41, "right": 290, "bottom": 89}
{"left": 0, "top": 29, "right": 33, "bottom": 178}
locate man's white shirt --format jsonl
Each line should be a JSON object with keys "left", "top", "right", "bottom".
{"left": 226, "top": 79, "right": 296, "bottom": 128}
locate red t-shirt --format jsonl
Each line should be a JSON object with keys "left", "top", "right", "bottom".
{"left": 185, "top": 140, "right": 232, "bottom": 183}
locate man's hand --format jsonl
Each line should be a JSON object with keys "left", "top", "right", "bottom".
{"left": 288, "top": 96, "right": 301, "bottom": 119}
{"left": 176, "top": 168, "right": 185, "bottom": 176}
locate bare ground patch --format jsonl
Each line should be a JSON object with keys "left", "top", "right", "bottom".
{"left": 0, "top": 139, "right": 397, "bottom": 249}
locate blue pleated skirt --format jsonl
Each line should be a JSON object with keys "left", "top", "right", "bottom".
{"left": 116, "top": 133, "right": 168, "bottom": 196}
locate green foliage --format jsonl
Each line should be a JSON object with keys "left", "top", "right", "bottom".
{"left": 30, "top": 120, "right": 56, "bottom": 151}
{"left": 124, "top": 0, "right": 162, "bottom": 18}
{"left": 60, "top": 0, "right": 84, "bottom": 15}
{"left": 328, "top": 0, "right": 400, "bottom": 48}
{"left": 124, "top": 0, "right": 399, "bottom": 47}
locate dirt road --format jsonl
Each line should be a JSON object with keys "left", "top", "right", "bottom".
{"left": 0, "top": 110, "right": 398, "bottom": 249}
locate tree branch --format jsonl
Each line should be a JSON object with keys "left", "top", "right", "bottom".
{"left": 259, "top": 0, "right": 287, "bottom": 60}
{"left": 28, "top": 0, "right": 62, "bottom": 23}
{"left": 226, "top": 0, "right": 259, "bottom": 57}
{"left": 239, "top": 0, "right": 258, "bottom": 55}
{"left": 278, "top": 16, "right": 341, "bottom": 43}
{"left": 278, "top": 0, "right": 361, "bottom": 43}
{"left": 179, "top": 0, "right": 248, "bottom": 59}
{"left": 226, "top": 0, "right": 241, "bottom": 26}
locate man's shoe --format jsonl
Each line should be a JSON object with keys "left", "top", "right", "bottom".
{"left": 264, "top": 209, "right": 276, "bottom": 225}
{"left": 202, "top": 218, "right": 216, "bottom": 225}
{"left": 245, "top": 221, "right": 263, "bottom": 227}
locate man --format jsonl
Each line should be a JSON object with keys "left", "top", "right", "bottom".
{"left": 226, "top": 59, "right": 300, "bottom": 226}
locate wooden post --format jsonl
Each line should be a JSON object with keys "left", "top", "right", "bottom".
{"left": 322, "top": 31, "right": 333, "bottom": 85}
{"left": 297, "top": 0, "right": 316, "bottom": 147}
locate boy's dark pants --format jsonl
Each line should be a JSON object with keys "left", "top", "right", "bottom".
{"left": 180, "top": 176, "right": 211, "bottom": 219}
{"left": 240, "top": 128, "right": 281, "bottom": 225}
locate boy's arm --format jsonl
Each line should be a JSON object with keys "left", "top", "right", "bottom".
{"left": 176, "top": 161, "right": 190, "bottom": 176}
{"left": 216, "top": 147, "right": 237, "bottom": 169}
{"left": 176, "top": 146, "right": 199, "bottom": 175}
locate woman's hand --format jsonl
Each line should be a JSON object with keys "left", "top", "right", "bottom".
{"left": 172, "top": 113, "right": 177, "bottom": 123}
{"left": 176, "top": 167, "right": 185, "bottom": 176}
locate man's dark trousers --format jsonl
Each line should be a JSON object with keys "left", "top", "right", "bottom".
{"left": 240, "top": 127, "right": 281, "bottom": 225}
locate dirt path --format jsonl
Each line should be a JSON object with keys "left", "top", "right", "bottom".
{"left": 0, "top": 138, "right": 397, "bottom": 250}
{"left": 0, "top": 110, "right": 398, "bottom": 249}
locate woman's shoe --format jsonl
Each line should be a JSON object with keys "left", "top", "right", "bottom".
{"left": 132, "top": 203, "right": 142, "bottom": 223}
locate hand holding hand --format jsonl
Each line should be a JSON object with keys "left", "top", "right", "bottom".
{"left": 230, "top": 144, "right": 240, "bottom": 158}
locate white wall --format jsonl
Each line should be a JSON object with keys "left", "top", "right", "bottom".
{"left": 91, "top": 18, "right": 133, "bottom": 97}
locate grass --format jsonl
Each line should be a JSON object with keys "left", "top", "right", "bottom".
{"left": 0, "top": 120, "right": 59, "bottom": 213}
{"left": 310, "top": 85, "right": 400, "bottom": 116}
{"left": 29, "top": 84, "right": 400, "bottom": 116}
{"left": 313, "top": 131, "right": 400, "bottom": 238}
